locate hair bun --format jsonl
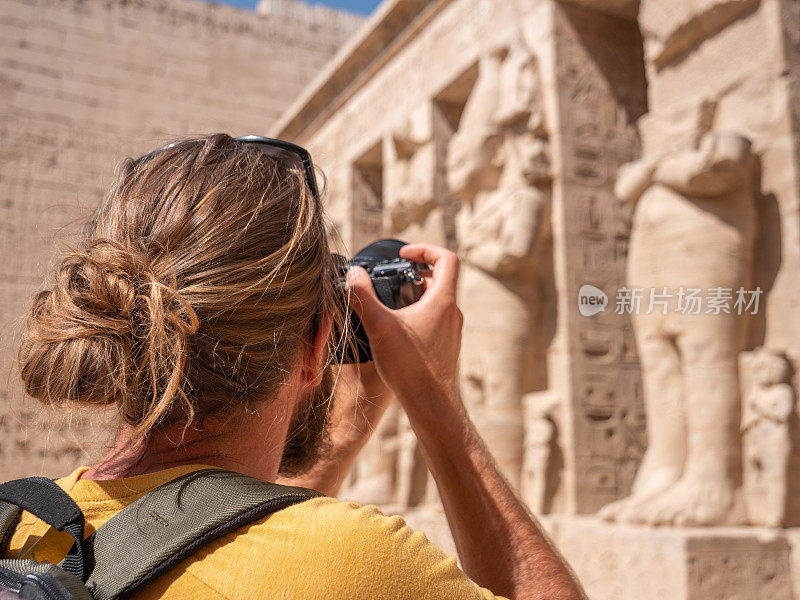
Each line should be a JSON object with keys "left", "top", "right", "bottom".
{"left": 19, "top": 239, "right": 199, "bottom": 426}
{"left": 20, "top": 134, "right": 336, "bottom": 444}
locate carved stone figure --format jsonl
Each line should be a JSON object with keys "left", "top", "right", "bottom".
{"left": 600, "top": 132, "right": 758, "bottom": 526}
{"left": 521, "top": 391, "right": 559, "bottom": 513}
{"left": 385, "top": 104, "right": 437, "bottom": 234}
{"left": 739, "top": 348, "right": 795, "bottom": 527}
{"left": 446, "top": 42, "right": 551, "bottom": 489}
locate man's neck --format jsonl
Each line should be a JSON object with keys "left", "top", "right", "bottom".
{"left": 81, "top": 394, "right": 294, "bottom": 483}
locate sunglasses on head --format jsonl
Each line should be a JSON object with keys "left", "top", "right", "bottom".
{"left": 135, "top": 135, "right": 321, "bottom": 203}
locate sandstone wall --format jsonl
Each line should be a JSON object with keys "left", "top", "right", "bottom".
{"left": 0, "top": 0, "right": 362, "bottom": 478}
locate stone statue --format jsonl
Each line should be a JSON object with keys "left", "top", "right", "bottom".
{"left": 521, "top": 391, "right": 559, "bottom": 513}
{"left": 385, "top": 104, "right": 436, "bottom": 235}
{"left": 739, "top": 348, "right": 795, "bottom": 527}
{"left": 600, "top": 132, "right": 758, "bottom": 526}
{"left": 446, "top": 42, "right": 551, "bottom": 489}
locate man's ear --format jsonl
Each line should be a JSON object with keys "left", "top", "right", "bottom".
{"left": 303, "top": 312, "right": 333, "bottom": 386}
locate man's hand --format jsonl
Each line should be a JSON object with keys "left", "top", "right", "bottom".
{"left": 345, "top": 244, "right": 465, "bottom": 422}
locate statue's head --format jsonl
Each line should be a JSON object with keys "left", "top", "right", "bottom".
{"left": 492, "top": 45, "right": 546, "bottom": 134}
{"left": 446, "top": 41, "right": 549, "bottom": 199}
{"left": 748, "top": 349, "right": 792, "bottom": 387}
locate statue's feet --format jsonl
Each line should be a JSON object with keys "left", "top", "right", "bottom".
{"left": 626, "top": 475, "right": 739, "bottom": 527}
{"left": 630, "top": 462, "right": 683, "bottom": 500}
{"left": 599, "top": 463, "right": 681, "bottom": 522}
{"left": 598, "top": 494, "right": 647, "bottom": 522}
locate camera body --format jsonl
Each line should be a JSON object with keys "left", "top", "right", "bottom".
{"left": 335, "top": 239, "right": 427, "bottom": 363}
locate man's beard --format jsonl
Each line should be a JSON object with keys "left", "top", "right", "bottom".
{"left": 278, "top": 366, "right": 335, "bottom": 477}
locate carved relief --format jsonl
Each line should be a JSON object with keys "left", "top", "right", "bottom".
{"left": 739, "top": 348, "right": 795, "bottom": 527}
{"left": 555, "top": 6, "right": 646, "bottom": 513}
{"left": 686, "top": 543, "right": 793, "bottom": 600}
{"left": 384, "top": 104, "right": 437, "bottom": 234}
{"left": 522, "top": 391, "right": 559, "bottom": 513}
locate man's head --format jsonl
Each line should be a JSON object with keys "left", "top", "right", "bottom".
{"left": 19, "top": 133, "right": 344, "bottom": 467}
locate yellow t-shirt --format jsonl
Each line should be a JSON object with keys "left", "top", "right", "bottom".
{"left": 4, "top": 465, "right": 505, "bottom": 599}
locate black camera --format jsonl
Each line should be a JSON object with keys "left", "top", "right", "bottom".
{"left": 334, "top": 239, "right": 428, "bottom": 363}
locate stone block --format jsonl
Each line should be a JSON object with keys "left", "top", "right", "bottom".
{"left": 543, "top": 516, "right": 798, "bottom": 600}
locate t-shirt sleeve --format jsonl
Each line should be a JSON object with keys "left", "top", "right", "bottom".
{"left": 306, "top": 498, "right": 509, "bottom": 600}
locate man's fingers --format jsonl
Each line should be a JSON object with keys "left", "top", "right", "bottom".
{"left": 345, "top": 266, "right": 390, "bottom": 330}
{"left": 400, "top": 243, "right": 460, "bottom": 294}
{"left": 399, "top": 242, "right": 446, "bottom": 265}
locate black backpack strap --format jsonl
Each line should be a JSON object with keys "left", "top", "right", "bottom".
{"left": 85, "top": 468, "right": 322, "bottom": 600}
{"left": 0, "top": 477, "right": 90, "bottom": 581}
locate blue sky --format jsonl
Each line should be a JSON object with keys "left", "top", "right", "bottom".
{"left": 199, "top": 0, "right": 382, "bottom": 14}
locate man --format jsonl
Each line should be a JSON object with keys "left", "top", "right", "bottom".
{"left": 12, "top": 134, "right": 585, "bottom": 600}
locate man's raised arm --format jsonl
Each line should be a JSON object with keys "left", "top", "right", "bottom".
{"left": 346, "top": 243, "right": 587, "bottom": 600}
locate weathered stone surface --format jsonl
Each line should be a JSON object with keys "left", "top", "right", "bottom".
{"left": 639, "top": 0, "right": 760, "bottom": 69}
{"left": 559, "top": 0, "right": 639, "bottom": 20}
{"left": 4, "top": 0, "right": 800, "bottom": 596}
{"left": 740, "top": 348, "right": 795, "bottom": 527}
{"left": 552, "top": 3, "right": 648, "bottom": 514}
{"left": 618, "top": 0, "right": 800, "bottom": 529}
{"left": 276, "top": 0, "right": 652, "bottom": 520}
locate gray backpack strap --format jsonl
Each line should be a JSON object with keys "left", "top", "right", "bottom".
{"left": 85, "top": 468, "right": 322, "bottom": 600}
{"left": 0, "top": 501, "right": 21, "bottom": 555}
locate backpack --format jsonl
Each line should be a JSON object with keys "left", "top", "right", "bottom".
{"left": 0, "top": 468, "right": 322, "bottom": 599}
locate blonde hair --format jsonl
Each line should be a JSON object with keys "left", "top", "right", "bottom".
{"left": 19, "top": 133, "right": 342, "bottom": 441}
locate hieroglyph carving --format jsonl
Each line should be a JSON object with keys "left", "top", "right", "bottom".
{"left": 447, "top": 41, "right": 551, "bottom": 490}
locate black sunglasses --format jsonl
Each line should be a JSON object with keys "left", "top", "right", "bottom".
{"left": 136, "top": 135, "right": 321, "bottom": 203}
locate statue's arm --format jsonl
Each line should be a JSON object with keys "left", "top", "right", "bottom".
{"left": 654, "top": 134, "right": 753, "bottom": 196}
{"left": 615, "top": 157, "right": 658, "bottom": 205}
{"left": 653, "top": 153, "right": 734, "bottom": 196}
